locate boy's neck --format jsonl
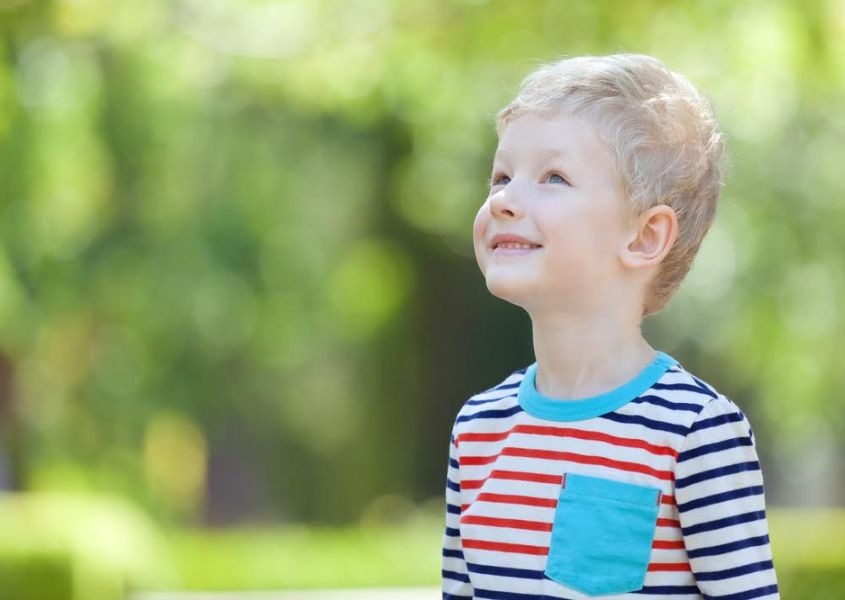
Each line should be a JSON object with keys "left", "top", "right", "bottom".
{"left": 530, "top": 310, "right": 655, "bottom": 401}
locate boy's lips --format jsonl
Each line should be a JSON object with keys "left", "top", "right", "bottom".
{"left": 489, "top": 233, "right": 543, "bottom": 249}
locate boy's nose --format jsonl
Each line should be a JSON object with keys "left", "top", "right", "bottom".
{"left": 489, "top": 186, "right": 525, "bottom": 219}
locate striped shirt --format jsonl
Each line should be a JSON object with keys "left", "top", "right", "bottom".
{"left": 442, "top": 351, "right": 779, "bottom": 599}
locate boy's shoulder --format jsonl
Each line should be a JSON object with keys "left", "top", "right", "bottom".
{"left": 658, "top": 358, "right": 757, "bottom": 443}
{"left": 450, "top": 357, "right": 756, "bottom": 444}
{"left": 449, "top": 366, "right": 527, "bottom": 432}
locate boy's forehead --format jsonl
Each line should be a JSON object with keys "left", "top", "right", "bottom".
{"left": 493, "top": 113, "right": 609, "bottom": 167}
{"left": 494, "top": 147, "right": 568, "bottom": 162}
{"left": 495, "top": 115, "right": 584, "bottom": 157}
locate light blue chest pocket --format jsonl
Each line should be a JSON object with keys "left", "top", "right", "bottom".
{"left": 544, "top": 472, "right": 662, "bottom": 596}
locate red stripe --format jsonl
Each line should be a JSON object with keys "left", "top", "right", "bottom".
{"left": 648, "top": 562, "right": 691, "bottom": 572}
{"left": 657, "top": 518, "right": 681, "bottom": 528}
{"left": 459, "top": 424, "right": 677, "bottom": 458}
{"left": 459, "top": 512, "right": 683, "bottom": 536}
{"left": 470, "top": 492, "right": 558, "bottom": 509}
{"left": 461, "top": 454, "right": 501, "bottom": 466}
{"left": 459, "top": 538, "right": 693, "bottom": 566}
{"left": 461, "top": 538, "right": 548, "bottom": 556}
{"left": 462, "top": 494, "right": 673, "bottom": 512}
{"left": 461, "top": 469, "right": 562, "bottom": 490}
{"left": 652, "top": 539, "right": 686, "bottom": 550}
{"left": 460, "top": 515, "right": 552, "bottom": 532}
{"left": 458, "top": 430, "right": 514, "bottom": 443}
{"left": 461, "top": 448, "right": 673, "bottom": 481}
{"left": 662, "top": 494, "right": 676, "bottom": 505}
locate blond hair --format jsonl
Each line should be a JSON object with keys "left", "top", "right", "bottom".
{"left": 495, "top": 53, "right": 727, "bottom": 317}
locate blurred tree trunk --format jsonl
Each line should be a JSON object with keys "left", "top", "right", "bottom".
{"left": 0, "top": 352, "right": 25, "bottom": 491}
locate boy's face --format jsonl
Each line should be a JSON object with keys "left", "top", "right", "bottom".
{"left": 473, "top": 111, "right": 632, "bottom": 313}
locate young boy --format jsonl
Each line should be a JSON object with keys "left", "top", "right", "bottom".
{"left": 441, "top": 54, "right": 780, "bottom": 599}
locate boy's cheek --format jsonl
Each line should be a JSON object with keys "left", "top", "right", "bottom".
{"left": 471, "top": 216, "right": 490, "bottom": 273}
{"left": 472, "top": 239, "right": 488, "bottom": 274}
{"left": 471, "top": 211, "right": 487, "bottom": 246}
{"left": 472, "top": 205, "right": 486, "bottom": 230}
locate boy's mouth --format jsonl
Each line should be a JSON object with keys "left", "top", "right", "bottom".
{"left": 491, "top": 242, "right": 543, "bottom": 256}
{"left": 493, "top": 242, "right": 542, "bottom": 250}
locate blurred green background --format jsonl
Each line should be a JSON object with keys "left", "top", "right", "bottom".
{"left": 1, "top": 0, "right": 844, "bottom": 598}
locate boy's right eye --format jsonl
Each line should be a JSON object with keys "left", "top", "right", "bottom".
{"left": 490, "top": 174, "right": 510, "bottom": 187}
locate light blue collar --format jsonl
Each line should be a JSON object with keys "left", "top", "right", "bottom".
{"left": 517, "top": 351, "right": 679, "bottom": 421}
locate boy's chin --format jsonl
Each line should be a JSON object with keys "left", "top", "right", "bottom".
{"left": 484, "top": 274, "right": 584, "bottom": 313}
{"left": 484, "top": 276, "right": 535, "bottom": 308}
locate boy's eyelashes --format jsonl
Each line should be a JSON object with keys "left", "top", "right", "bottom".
{"left": 488, "top": 171, "right": 571, "bottom": 187}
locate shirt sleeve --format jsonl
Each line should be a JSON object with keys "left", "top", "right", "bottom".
{"left": 674, "top": 395, "right": 780, "bottom": 599}
{"left": 441, "top": 426, "right": 474, "bottom": 599}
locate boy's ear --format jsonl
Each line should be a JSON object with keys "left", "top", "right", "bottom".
{"left": 619, "top": 205, "right": 678, "bottom": 270}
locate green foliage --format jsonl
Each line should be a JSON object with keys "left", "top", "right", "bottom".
{"left": 0, "top": 0, "right": 843, "bottom": 528}
{"left": 770, "top": 509, "right": 845, "bottom": 598}
{"left": 0, "top": 551, "right": 73, "bottom": 600}
{"left": 0, "top": 492, "right": 174, "bottom": 599}
{"left": 780, "top": 568, "right": 845, "bottom": 600}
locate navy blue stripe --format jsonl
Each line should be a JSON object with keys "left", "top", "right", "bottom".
{"left": 467, "top": 392, "right": 518, "bottom": 405}
{"left": 445, "top": 526, "right": 460, "bottom": 537}
{"left": 637, "top": 585, "right": 702, "bottom": 594}
{"left": 462, "top": 563, "right": 705, "bottom": 597}
{"left": 652, "top": 381, "right": 717, "bottom": 398}
{"left": 703, "top": 583, "right": 779, "bottom": 600}
{"left": 443, "top": 594, "right": 473, "bottom": 600}
{"left": 675, "top": 460, "right": 760, "bottom": 488}
{"left": 464, "top": 563, "right": 709, "bottom": 596}
{"left": 468, "top": 562, "right": 544, "bottom": 580}
{"left": 602, "top": 412, "right": 688, "bottom": 435}
{"left": 687, "top": 534, "right": 771, "bottom": 559}
{"left": 449, "top": 457, "right": 459, "bottom": 469}
{"left": 677, "top": 436, "right": 753, "bottom": 462}
{"left": 690, "top": 374, "right": 718, "bottom": 397}
{"left": 677, "top": 485, "right": 764, "bottom": 512}
{"left": 455, "top": 582, "right": 708, "bottom": 599}
{"left": 682, "top": 510, "right": 767, "bottom": 536}
{"left": 475, "top": 587, "right": 575, "bottom": 600}
{"left": 690, "top": 409, "right": 744, "bottom": 434}
{"left": 442, "top": 548, "right": 464, "bottom": 560}
{"left": 457, "top": 405, "right": 524, "bottom": 423}
{"left": 447, "top": 502, "right": 461, "bottom": 515}
{"left": 442, "top": 569, "right": 470, "bottom": 583}
{"left": 631, "top": 394, "right": 703, "bottom": 413}
{"left": 447, "top": 478, "right": 460, "bottom": 493}
{"left": 695, "top": 559, "right": 774, "bottom": 581}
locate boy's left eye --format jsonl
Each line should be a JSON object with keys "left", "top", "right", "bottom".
{"left": 547, "top": 172, "right": 569, "bottom": 185}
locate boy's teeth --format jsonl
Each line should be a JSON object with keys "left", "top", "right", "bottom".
{"left": 498, "top": 243, "right": 539, "bottom": 249}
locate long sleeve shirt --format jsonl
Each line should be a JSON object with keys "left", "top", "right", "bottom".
{"left": 442, "top": 351, "right": 779, "bottom": 599}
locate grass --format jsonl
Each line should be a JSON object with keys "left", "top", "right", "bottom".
{"left": 161, "top": 507, "right": 845, "bottom": 591}
{"left": 1, "top": 492, "right": 844, "bottom": 595}
{"left": 163, "top": 515, "right": 443, "bottom": 590}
